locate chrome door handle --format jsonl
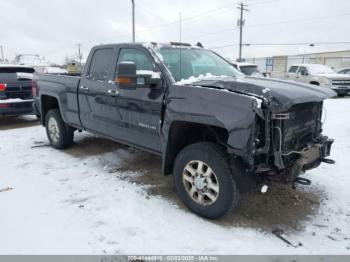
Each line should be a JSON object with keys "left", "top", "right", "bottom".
{"left": 108, "top": 89, "right": 119, "bottom": 97}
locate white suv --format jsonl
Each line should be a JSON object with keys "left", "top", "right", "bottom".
{"left": 231, "top": 62, "right": 264, "bottom": 77}
{"left": 286, "top": 64, "right": 350, "bottom": 96}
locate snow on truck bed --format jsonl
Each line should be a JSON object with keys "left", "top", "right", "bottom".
{"left": 0, "top": 98, "right": 350, "bottom": 254}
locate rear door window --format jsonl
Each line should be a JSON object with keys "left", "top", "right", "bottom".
{"left": 88, "top": 48, "right": 115, "bottom": 81}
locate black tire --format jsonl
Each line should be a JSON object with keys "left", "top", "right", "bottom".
{"left": 45, "top": 108, "right": 74, "bottom": 149}
{"left": 173, "top": 142, "right": 240, "bottom": 219}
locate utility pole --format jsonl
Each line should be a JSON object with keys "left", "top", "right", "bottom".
{"left": 77, "top": 43, "right": 82, "bottom": 68}
{"left": 0, "top": 45, "right": 4, "bottom": 61}
{"left": 131, "top": 0, "right": 135, "bottom": 42}
{"left": 237, "top": 2, "right": 248, "bottom": 62}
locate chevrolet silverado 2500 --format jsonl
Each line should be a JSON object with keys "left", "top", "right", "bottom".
{"left": 33, "top": 42, "right": 335, "bottom": 219}
{"left": 287, "top": 64, "right": 350, "bottom": 96}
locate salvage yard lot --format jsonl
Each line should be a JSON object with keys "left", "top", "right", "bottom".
{"left": 1, "top": 98, "right": 350, "bottom": 254}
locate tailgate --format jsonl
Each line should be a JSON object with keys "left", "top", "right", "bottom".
{"left": 0, "top": 67, "right": 34, "bottom": 100}
{"left": 3, "top": 81, "right": 33, "bottom": 99}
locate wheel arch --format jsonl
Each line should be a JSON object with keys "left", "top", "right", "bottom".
{"left": 309, "top": 81, "right": 320, "bottom": 85}
{"left": 162, "top": 120, "right": 229, "bottom": 176}
{"left": 40, "top": 94, "right": 61, "bottom": 126}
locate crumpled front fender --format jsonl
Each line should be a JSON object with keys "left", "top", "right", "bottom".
{"left": 161, "top": 84, "right": 260, "bottom": 173}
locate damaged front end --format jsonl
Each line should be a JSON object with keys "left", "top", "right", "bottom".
{"left": 168, "top": 76, "right": 336, "bottom": 190}
{"left": 193, "top": 77, "right": 337, "bottom": 186}
{"left": 255, "top": 101, "right": 335, "bottom": 184}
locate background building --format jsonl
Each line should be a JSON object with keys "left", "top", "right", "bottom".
{"left": 245, "top": 49, "right": 350, "bottom": 79}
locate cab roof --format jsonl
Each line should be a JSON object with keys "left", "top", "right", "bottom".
{"left": 93, "top": 42, "right": 202, "bottom": 49}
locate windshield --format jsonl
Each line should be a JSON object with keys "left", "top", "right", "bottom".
{"left": 308, "top": 64, "right": 335, "bottom": 74}
{"left": 159, "top": 48, "right": 241, "bottom": 82}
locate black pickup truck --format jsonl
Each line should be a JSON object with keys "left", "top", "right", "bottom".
{"left": 34, "top": 42, "right": 335, "bottom": 219}
{"left": 0, "top": 65, "right": 35, "bottom": 116}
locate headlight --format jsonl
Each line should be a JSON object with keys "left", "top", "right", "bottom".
{"left": 319, "top": 77, "right": 331, "bottom": 86}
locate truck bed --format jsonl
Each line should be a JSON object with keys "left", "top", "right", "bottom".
{"left": 34, "top": 73, "right": 81, "bottom": 127}
{"left": 35, "top": 73, "right": 81, "bottom": 89}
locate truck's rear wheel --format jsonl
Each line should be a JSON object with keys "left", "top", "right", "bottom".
{"left": 173, "top": 142, "right": 240, "bottom": 219}
{"left": 45, "top": 109, "right": 74, "bottom": 149}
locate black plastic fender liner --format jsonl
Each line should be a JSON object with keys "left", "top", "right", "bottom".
{"left": 230, "top": 157, "right": 261, "bottom": 193}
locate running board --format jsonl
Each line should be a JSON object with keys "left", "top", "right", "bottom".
{"left": 322, "top": 158, "right": 335, "bottom": 164}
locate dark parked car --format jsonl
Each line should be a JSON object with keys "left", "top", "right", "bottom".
{"left": 34, "top": 42, "right": 335, "bottom": 219}
{"left": 0, "top": 64, "right": 35, "bottom": 116}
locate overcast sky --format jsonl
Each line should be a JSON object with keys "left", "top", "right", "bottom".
{"left": 1, "top": 0, "right": 350, "bottom": 64}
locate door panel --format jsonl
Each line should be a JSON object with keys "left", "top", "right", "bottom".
{"left": 117, "top": 87, "right": 164, "bottom": 152}
{"left": 286, "top": 66, "right": 299, "bottom": 81}
{"left": 78, "top": 47, "right": 123, "bottom": 136}
{"left": 78, "top": 79, "right": 121, "bottom": 134}
{"left": 114, "top": 47, "right": 165, "bottom": 152}
{"left": 296, "top": 66, "right": 308, "bottom": 83}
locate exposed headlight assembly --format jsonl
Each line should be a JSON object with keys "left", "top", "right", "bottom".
{"left": 319, "top": 77, "right": 331, "bottom": 86}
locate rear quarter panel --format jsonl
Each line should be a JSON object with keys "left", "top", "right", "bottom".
{"left": 35, "top": 74, "right": 81, "bottom": 127}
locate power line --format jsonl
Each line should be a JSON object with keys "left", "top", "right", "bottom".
{"left": 26, "top": 4, "right": 238, "bottom": 60}
{"left": 108, "top": 3, "right": 235, "bottom": 40}
{"left": 185, "top": 12, "right": 350, "bottom": 40}
{"left": 245, "top": 0, "right": 283, "bottom": 5}
{"left": 245, "top": 12, "right": 350, "bottom": 29}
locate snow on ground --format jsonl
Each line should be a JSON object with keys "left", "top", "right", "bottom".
{"left": 0, "top": 98, "right": 350, "bottom": 254}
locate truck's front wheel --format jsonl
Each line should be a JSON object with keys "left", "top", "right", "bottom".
{"left": 45, "top": 109, "right": 74, "bottom": 149}
{"left": 173, "top": 142, "right": 240, "bottom": 219}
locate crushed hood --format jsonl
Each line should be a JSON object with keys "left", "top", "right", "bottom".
{"left": 190, "top": 76, "right": 337, "bottom": 112}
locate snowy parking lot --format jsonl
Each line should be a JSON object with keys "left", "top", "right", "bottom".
{"left": 1, "top": 98, "right": 350, "bottom": 255}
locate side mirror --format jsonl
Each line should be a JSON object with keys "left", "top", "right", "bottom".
{"left": 116, "top": 62, "right": 162, "bottom": 89}
{"left": 115, "top": 62, "right": 137, "bottom": 89}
